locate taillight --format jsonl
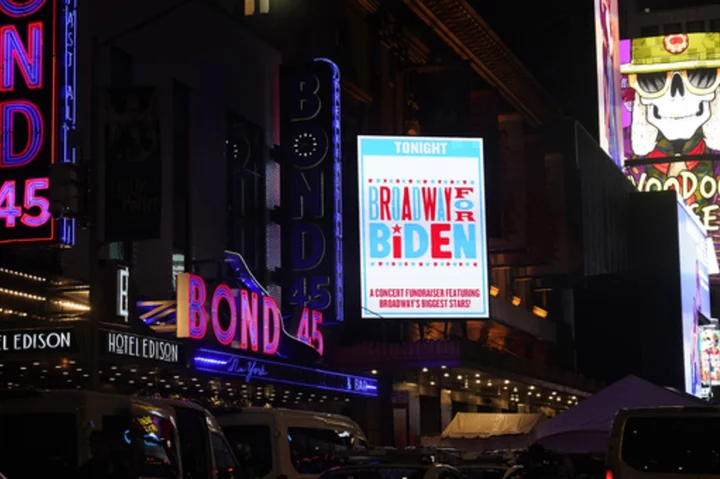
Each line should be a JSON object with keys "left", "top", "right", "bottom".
{"left": 605, "top": 470, "right": 613, "bottom": 479}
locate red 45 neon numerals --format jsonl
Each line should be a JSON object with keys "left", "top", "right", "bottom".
{"left": 0, "top": 178, "right": 51, "bottom": 228}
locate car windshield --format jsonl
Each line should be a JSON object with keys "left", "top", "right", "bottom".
{"left": 0, "top": 413, "right": 78, "bottom": 479}
{"left": 460, "top": 467, "right": 508, "bottom": 479}
{"left": 321, "top": 466, "right": 429, "bottom": 479}
{"left": 621, "top": 416, "right": 720, "bottom": 474}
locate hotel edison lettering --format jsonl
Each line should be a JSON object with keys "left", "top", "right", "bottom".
{"left": 105, "top": 331, "right": 179, "bottom": 363}
{"left": 0, "top": 330, "right": 73, "bottom": 352}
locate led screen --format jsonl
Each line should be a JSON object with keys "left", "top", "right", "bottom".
{"left": 700, "top": 325, "right": 720, "bottom": 392}
{"left": 356, "top": 136, "right": 489, "bottom": 319}
{"left": 677, "top": 198, "right": 711, "bottom": 396}
{"left": 625, "top": 160, "right": 720, "bottom": 281}
{"left": 595, "top": 0, "right": 624, "bottom": 166}
{"left": 620, "top": 33, "right": 720, "bottom": 160}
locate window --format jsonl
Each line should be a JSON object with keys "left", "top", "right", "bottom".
{"left": 621, "top": 416, "right": 720, "bottom": 473}
{"left": 711, "top": 19, "right": 720, "bottom": 32}
{"left": 664, "top": 23, "right": 682, "bottom": 33}
{"left": 175, "top": 407, "right": 212, "bottom": 479}
{"left": 687, "top": 20, "right": 705, "bottom": 32}
{"left": 222, "top": 425, "right": 273, "bottom": 479}
{"left": 132, "top": 414, "right": 181, "bottom": 478}
{"left": 0, "top": 413, "right": 78, "bottom": 479}
{"left": 211, "top": 433, "right": 240, "bottom": 479}
{"left": 640, "top": 25, "right": 660, "bottom": 36}
{"left": 288, "top": 427, "right": 356, "bottom": 474}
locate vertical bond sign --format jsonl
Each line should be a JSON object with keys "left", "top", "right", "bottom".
{"left": 279, "top": 59, "right": 343, "bottom": 324}
{"left": 357, "top": 136, "right": 489, "bottom": 319}
{"left": 0, "top": 0, "right": 77, "bottom": 246}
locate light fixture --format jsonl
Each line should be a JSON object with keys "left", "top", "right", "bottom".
{"left": 475, "top": 373, "right": 480, "bottom": 378}
{"left": 422, "top": 367, "right": 428, "bottom": 372}
{"left": 371, "top": 370, "right": 378, "bottom": 375}
{"left": 475, "top": 379, "right": 481, "bottom": 384}
{"left": 440, "top": 365, "right": 447, "bottom": 369}
{"left": 532, "top": 306, "right": 548, "bottom": 318}
{"left": 430, "top": 381, "right": 436, "bottom": 386}
{"left": 512, "top": 296, "right": 521, "bottom": 306}
{"left": 529, "top": 385, "right": 535, "bottom": 390}
{"left": 443, "top": 372, "right": 450, "bottom": 378}
{"left": 552, "top": 391, "right": 557, "bottom": 395}
{"left": 456, "top": 375, "right": 463, "bottom": 380}
{"left": 504, "top": 380, "right": 510, "bottom": 384}
{"left": 490, "top": 285, "right": 499, "bottom": 296}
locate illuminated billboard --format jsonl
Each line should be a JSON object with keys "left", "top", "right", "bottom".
{"left": 594, "top": 0, "right": 623, "bottom": 166}
{"left": 357, "top": 136, "right": 489, "bottom": 319}
{"left": 620, "top": 33, "right": 720, "bottom": 160}
{"left": 700, "top": 325, "right": 720, "bottom": 391}
{"left": 677, "top": 198, "right": 711, "bottom": 396}
{"left": 0, "top": 0, "right": 77, "bottom": 245}
{"left": 625, "top": 160, "right": 720, "bottom": 279}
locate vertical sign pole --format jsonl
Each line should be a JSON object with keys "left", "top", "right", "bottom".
{"left": 88, "top": 36, "right": 101, "bottom": 391}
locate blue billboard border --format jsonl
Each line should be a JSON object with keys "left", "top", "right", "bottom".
{"left": 356, "top": 135, "right": 490, "bottom": 319}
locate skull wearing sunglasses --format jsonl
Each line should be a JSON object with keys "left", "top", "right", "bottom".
{"left": 629, "top": 68, "right": 720, "bottom": 155}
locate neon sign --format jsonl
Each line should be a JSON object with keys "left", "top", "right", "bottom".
{"left": 279, "top": 58, "right": 343, "bottom": 324}
{"left": 626, "top": 160, "right": 720, "bottom": 279}
{"left": 193, "top": 348, "right": 378, "bottom": 396}
{"left": 0, "top": 0, "right": 76, "bottom": 245}
{"left": 176, "top": 273, "right": 324, "bottom": 356}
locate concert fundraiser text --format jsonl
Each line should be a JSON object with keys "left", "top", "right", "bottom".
{"left": 358, "top": 136, "right": 489, "bottom": 319}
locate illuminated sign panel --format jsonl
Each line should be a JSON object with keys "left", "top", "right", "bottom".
{"left": 279, "top": 58, "right": 343, "bottom": 324}
{"left": 193, "top": 348, "right": 378, "bottom": 397}
{"left": 676, "top": 199, "right": 711, "bottom": 396}
{"left": 0, "top": 0, "right": 76, "bottom": 245}
{"left": 700, "top": 324, "right": 720, "bottom": 391}
{"left": 357, "top": 136, "right": 489, "bottom": 319}
{"left": 594, "top": 0, "right": 623, "bottom": 165}
{"left": 176, "top": 272, "right": 324, "bottom": 356}
{"left": 102, "top": 329, "right": 182, "bottom": 364}
{"left": 626, "top": 160, "right": 720, "bottom": 280}
{"left": 0, "top": 327, "right": 75, "bottom": 353}
{"left": 621, "top": 33, "right": 720, "bottom": 160}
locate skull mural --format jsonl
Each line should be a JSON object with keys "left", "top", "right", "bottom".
{"left": 621, "top": 33, "right": 720, "bottom": 158}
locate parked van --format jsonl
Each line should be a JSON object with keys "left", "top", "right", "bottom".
{"left": 606, "top": 406, "right": 720, "bottom": 479}
{"left": 0, "top": 389, "right": 242, "bottom": 479}
{"left": 215, "top": 407, "right": 368, "bottom": 479}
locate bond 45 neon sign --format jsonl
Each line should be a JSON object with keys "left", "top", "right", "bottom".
{"left": 0, "top": 0, "right": 77, "bottom": 245}
{"left": 176, "top": 273, "right": 324, "bottom": 356}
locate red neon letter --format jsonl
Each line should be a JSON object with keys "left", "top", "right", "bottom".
{"left": 379, "top": 187, "right": 391, "bottom": 220}
{"left": 430, "top": 224, "right": 452, "bottom": 259}
{"left": 211, "top": 284, "right": 237, "bottom": 346}
{"left": 0, "top": 0, "right": 45, "bottom": 17}
{"left": 0, "top": 100, "right": 44, "bottom": 167}
{"left": 311, "top": 310, "right": 324, "bottom": 356}
{"left": 240, "top": 289, "right": 259, "bottom": 351}
{"left": 176, "top": 273, "right": 207, "bottom": 339}
{"left": 0, "top": 22, "right": 43, "bottom": 91}
{"left": 262, "top": 296, "right": 281, "bottom": 355}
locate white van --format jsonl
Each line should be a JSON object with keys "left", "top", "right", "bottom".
{"left": 0, "top": 389, "right": 241, "bottom": 479}
{"left": 606, "top": 406, "right": 720, "bottom": 479}
{"left": 216, "top": 407, "right": 368, "bottom": 479}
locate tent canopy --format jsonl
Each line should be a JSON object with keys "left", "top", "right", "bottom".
{"left": 531, "top": 375, "right": 705, "bottom": 453}
{"left": 442, "top": 412, "right": 546, "bottom": 439}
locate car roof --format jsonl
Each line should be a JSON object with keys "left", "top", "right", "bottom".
{"left": 214, "top": 406, "right": 363, "bottom": 429}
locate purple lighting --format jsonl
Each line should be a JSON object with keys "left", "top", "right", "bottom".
{"left": 193, "top": 348, "right": 378, "bottom": 397}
